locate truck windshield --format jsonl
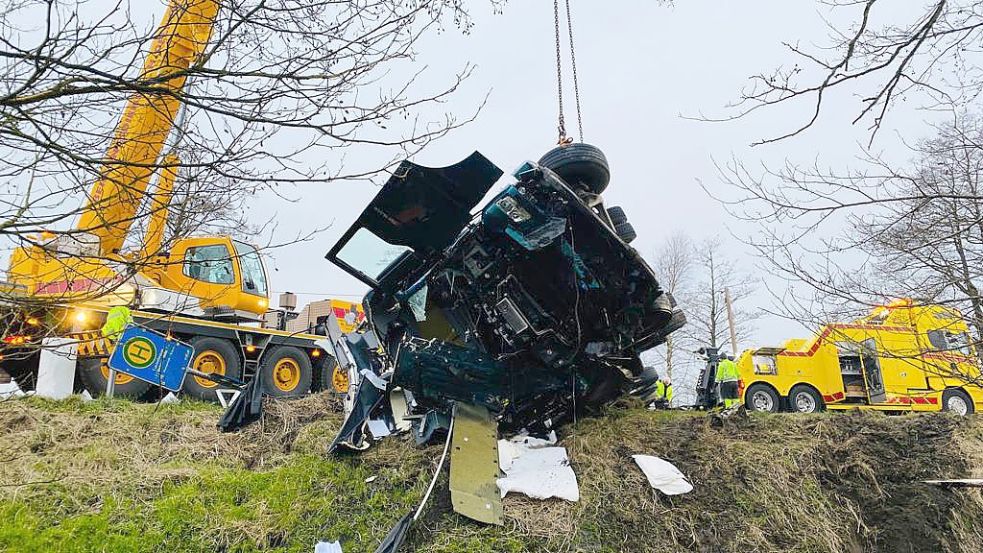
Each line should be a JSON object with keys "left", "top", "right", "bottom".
{"left": 233, "top": 241, "right": 268, "bottom": 296}
{"left": 334, "top": 227, "right": 413, "bottom": 287}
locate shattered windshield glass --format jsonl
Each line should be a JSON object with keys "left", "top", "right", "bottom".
{"left": 336, "top": 227, "right": 413, "bottom": 284}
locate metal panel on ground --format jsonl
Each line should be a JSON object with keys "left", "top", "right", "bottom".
{"left": 449, "top": 402, "right": 503, "bottom": 525}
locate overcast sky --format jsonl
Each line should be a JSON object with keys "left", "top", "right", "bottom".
{"left": 249, "top": 0, "right": 943, "bottom": 346}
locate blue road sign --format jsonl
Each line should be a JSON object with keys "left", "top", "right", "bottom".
{"left": 107, "top": 326, "right": 193, "bottom": 392}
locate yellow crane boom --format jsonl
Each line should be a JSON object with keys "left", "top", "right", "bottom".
{"left": 76, "top": 0, "right": 218, "bottom": 256}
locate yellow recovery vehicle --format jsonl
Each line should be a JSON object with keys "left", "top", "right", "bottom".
{"left": 0, "top": 0, "right": 342, "bottom": 400}
{"left": 736, "top": 300, "right": 983, "bottom": 415}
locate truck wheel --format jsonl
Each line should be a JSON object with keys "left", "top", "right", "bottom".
{"left": 942, "top": 389, "right": 974, "bottom": 416}
{"left": 184, "top": 337, "right": 242, "bottom": 402}
{"left": 614, "top": 221, "right": 637, "bottom": 243}
{"left": 538, "top": 143, "right": 610, "bottom": 195}
{"left": 260, "top": 346, "right": 313, "bottom": 398}
{"left": 77, "top": 357, "right": 155, "bottom": 400}
{"left": 606, "top": 206, "right": 628, "bottom": 226}
{"left": 788, "top": 385, "right": 824, "bottom": 413}
{"left": 745, "top": 383, "right": 780, "bottom": 413}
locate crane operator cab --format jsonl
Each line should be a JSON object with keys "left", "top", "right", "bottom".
{"left": 153, "top": 236, "right": 270, "bottom": 318}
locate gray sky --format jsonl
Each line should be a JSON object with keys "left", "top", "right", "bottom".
{"left": 256, "top": 0, "right": 941, "bottom": 346}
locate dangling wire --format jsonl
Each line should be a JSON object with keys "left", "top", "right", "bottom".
{"left": 553, "top": 0, "right": 584, "bottom": 144}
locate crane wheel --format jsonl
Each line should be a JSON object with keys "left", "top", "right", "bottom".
{"left": 260, "top": 346, "right": 313, "bottom": 398}
{"left": 77, "top": 357, "right": 155, "bottom": 400}
{"left": 315, "top": 358, "right": 348, "bottom": 395}
{"left": 538, "top": 143, "right": 610, "bottom": 195}
{"left": 184, "top": 337, "right": 242, "bottom": 402}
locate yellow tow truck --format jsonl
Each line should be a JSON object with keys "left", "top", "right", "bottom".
{"left": 0, "top": 0, "right": 345, "bottom": 400}
{"left": 737, "top": 300, "right": 983, "bottom": 415}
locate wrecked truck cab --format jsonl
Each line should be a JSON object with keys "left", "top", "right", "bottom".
{"left": 325, "top": 147, "right": 685, "bottom": 448}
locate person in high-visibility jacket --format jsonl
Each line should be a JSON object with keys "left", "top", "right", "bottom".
{"left": 101, "top": 305, "right": 133, "bottom": 342}
{"left": 648, "top": 375, "right": 673, "bottom": 409}
{"left": 715, "top": 352, "right": 741, "bottom": 408}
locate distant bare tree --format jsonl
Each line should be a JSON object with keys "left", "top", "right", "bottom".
{"left": 643, "top": 235, "right": 757, "bottom": 405}
{"left": 725, "top": 0, "right": 983, "bottom": 145}
{"left": 649, "top": 233, "right": 694, "bottom": 380}
{"left": 680, "top": 238, "right": 758, "bottom": 355}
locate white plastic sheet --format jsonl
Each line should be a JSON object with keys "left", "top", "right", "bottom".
{"left": 313, "top": 540, "right": 343, "bottom": 553}
{"left": 632, "top": 455, "right": 693, "bottom": 495}
{"left": 496, "top": 434, "right": 579, "bottom": 502}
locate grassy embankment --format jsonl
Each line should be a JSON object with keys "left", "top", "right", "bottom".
{"left": 1, "top": 394, "right": 982, "bottom": 552}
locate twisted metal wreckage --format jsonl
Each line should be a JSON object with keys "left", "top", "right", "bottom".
{"left": 320, "top": 143, "right": 685, "bottom": 548}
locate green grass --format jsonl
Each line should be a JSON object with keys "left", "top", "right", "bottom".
{"left": 2, "top": 395, "right": 982, "bottom": 552}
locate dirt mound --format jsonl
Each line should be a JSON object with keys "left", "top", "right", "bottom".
{"left": 0, "top": 396, "right": 981, "bottom": 552}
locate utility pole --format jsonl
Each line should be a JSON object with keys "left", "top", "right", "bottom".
{"left": 724, "top": 287, "right": 738, "bottom": 357}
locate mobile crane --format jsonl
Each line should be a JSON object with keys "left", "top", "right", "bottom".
{"left": 0, "top": 0, "right": 341, "bottom": 400}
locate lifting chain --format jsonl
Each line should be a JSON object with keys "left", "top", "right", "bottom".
{"left": 553, "top": 0, "right": 583, "bottom": 145}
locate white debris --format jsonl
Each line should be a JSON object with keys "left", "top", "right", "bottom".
{"left": 80, "top": 390, "right": 94, "bottom": 402}
{"left": 313, "top": 540, "right": 343, "bottom": 553}
{"left": 497, "top": 436, "right": 579, "bottom": 502}
{"left": 632, "top": 455, "right": 693, "bottom": 495}
{"left": 359, "top": 369, "right": 388, "bottom": 391}
{"left": 367, "top": 418, "right": 391, "bottom": 439}
{"left": 0, "top": 381, "right": 25, "bottom": 400}
{"left": 364, "top": 475, "right": 378, "bottom": 484}
{"left": 215, "top": 389, "right": 240, "bottom": 408}
{"left": 157, "top": 392, "right": 180, "bottom": 405}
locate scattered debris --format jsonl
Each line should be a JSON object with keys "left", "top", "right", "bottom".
{"left": 313, "top": 540, "right": 343, "bottom": 553}
{"left": 364, "top": 475, "right": 378, "bottom": 484}
{"left": 632, "top": 455, "right": 693, "bottom": 496}
{"left": 157, "top": 392, "right": 180, "bottom": 405}
{"left": 80, "top": 389, "right": 94, "bottom": 402}
{"left": 0, "top": 381, "right": 26, "bottom": 400}
{"left": 497, "top": 438, "right": 579, "bottom": 501}
{"left": 923, "top": 478, "right": 983, "bottom": 488}
{"left": 367, "top": 418, "right": 391, "bottom": 439}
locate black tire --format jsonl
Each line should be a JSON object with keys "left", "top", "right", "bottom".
{"left": 312, "top": 354, "right": 343, "bottom": 393}
{"left": 607, "top": 206, "right": 628, "bottom": 226}
{"left": 259, "top": 346, "right": 313, "bottom": 398}
{"left": 942, "top": 388, "right": 975, "bottom": 416}
{"left": 77, "top": 357, "right": 155, "bottom": 400}
{"left": 184, "top": 337, "right": 242, "bottom": 402}
{"left": 745, "top": 383, "right": 780, "bottom": 413}
{"left": 787, "top": 384, "right": 824, "bottom": 413}
{"left": 614, "top": 221, "right": 637, "bottom": 243}
{"left": 538, "top": 143, "right": 610, "bottom": 195}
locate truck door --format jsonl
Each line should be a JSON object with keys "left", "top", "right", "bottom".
{"left": 860, "top": 339, "right": 887, "bottom": 403}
